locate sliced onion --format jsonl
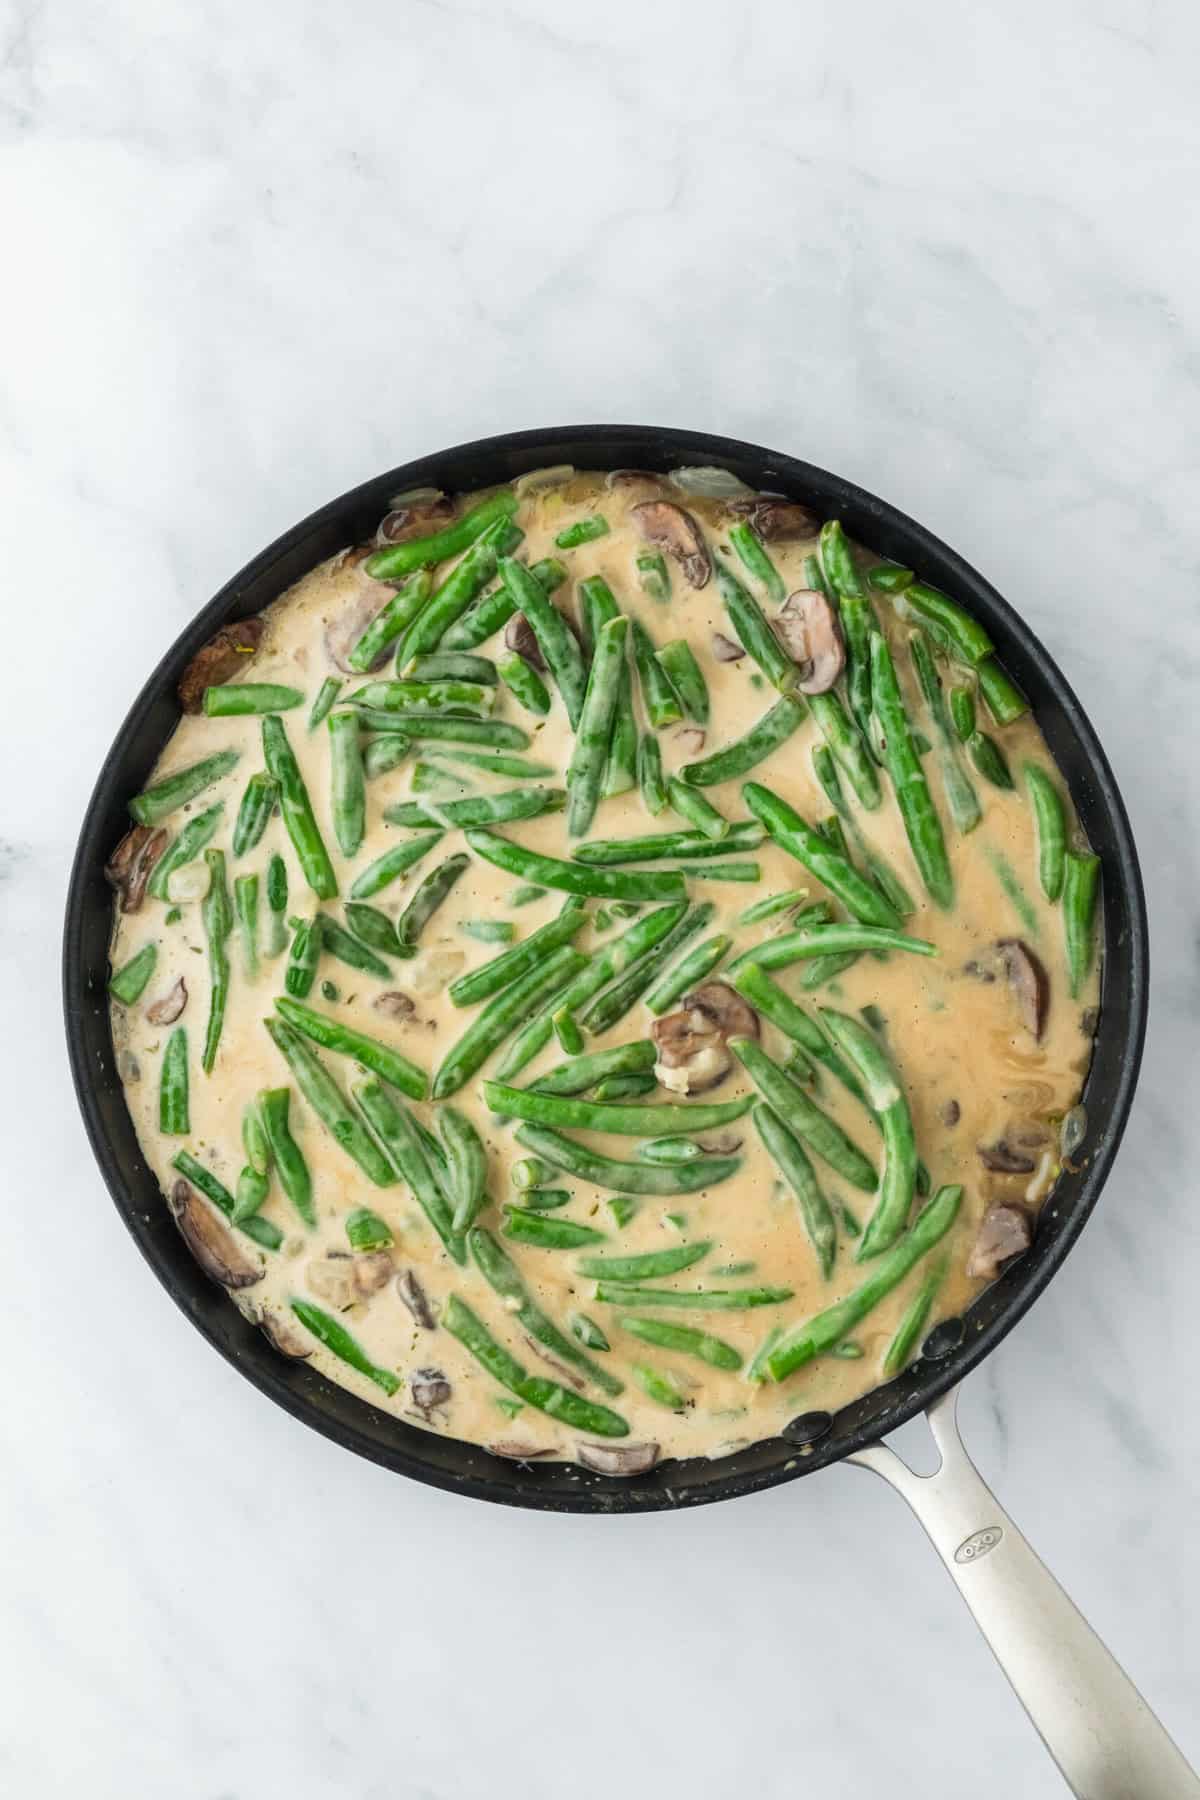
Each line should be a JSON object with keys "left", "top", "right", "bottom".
{"left": 166, "top": 861, "right": 211, "bottom": 904}
{"left": 669, "top": 465, "right": 756, "bottom": 499}
{"left": 514, "top": 465, "right": 574, "bottom": 496}
{"left": 386, "top": 485, "right": 445, "bottom": 509}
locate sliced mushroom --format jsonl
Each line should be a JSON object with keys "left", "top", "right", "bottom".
{"left": 258, "top": 1308, "right": 313, "bottom": 1358}
{"left": 410, "top": 1367, "right": 452, "bottom": 1412}
{"left": 145, "top": 977, "right": 187, "bottom": 1026}
{"left": 105, "top": 824, "right": 167, "bottom": 914}
{"left": 966, "top": 1203, "right": 1033, "bottom": 1280}
{"left": 684, "top": 982, "right": 760, "bottom": 1040}
{"left": 503, "top": 612, "right": 546, "bottom": 670}
{"left": 977, "top": 1140, "right": 1038, "bottom": 1175}
{"left": 674, "top": 726, "right": 707, "bottom": 757}
{"left": 939, "top": 1099, "right": 961, "bottom": 1128}
{"left": 696, "top": 1132, "right": 743, "bottom": 1155}
{"left": 651, "top": 984, "right": 758, "bottom": 1095}
{"left": 177, "top": 618, "right": 264, "bottom": 713}
{"left": 169, "top": 1178, "right": 263, "bottom": 1289}
{"left": 632, "top": 500, "right": 711, "bottom": 589}
{"left": 727, "top": 496, "right": 820, "bottom": 541}
{"left": 489, "top": 1440, "right": 559, "bottom": 1461}
{"left": 773, "top": 590, "right": 845, "bottom": 694}
{"left": 324, "top": 582, "right": 395, "bottom": 674}
{"left": 576, "top": 1441, "right": 660, "bottom": 1476}
{"left": 396, "top": 1269, "right": 436, "bottom": 1329}
{"left": 353, "top": 1250, "right": 394, "bottom": 1297}
{"left": 374, "top": 990, "right": 416, "bottom": 1020}
{"left": 711, "top": 632, "right": 745, "bottom": 662}
{"left": 606, "top": 469, "right": 665, "bottom": 494}
{"left": 996, "top": 939, "right": 1050, "bottom": 1040}
{"left": 376, "top": 493, "right": 455, "bottom": 544}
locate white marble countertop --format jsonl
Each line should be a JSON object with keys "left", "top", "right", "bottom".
{"left": 4, "top": 2, "right": 1199, "bottom": 1794}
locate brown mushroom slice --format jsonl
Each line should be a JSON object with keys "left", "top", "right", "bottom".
{"left": 105, "top": 824, "right": 167, "bottom": 914}
{"left": 632, "top": 500, "right": 711, "bottom": 589}
{"left": 606, "top": 469, "right": 666, "bottom": 494}
{"left": 374, "top": 990, "right": 416, "bottom": 1020}
{"left": 728, "top": 496, "right": 820, "bottom": 541}
{"left": 503, "top": 612, "right": 546, "bottom": 670}
{"left": 773, "top": 590, "right": 846, "bottom": 695}
{"left": 489, "top": 1440, "right": 559, "bottom": 1461}
{"left": 377, "top": 493, "right": 455, "bottom": 544}
{"left": 939, "top": 1099, "right": 961, "bottom": 1128}
{"left": 966, "top": 1203, "right": 1033, "bottom": 1280}
{"left": 996, "top": 939, "right": 1050, "bottom": 1040}
{"left": 711, "top": 632, "right": 745, "bottom": 662}
{"left": 168, "top": 1178, "right": 263, "bottom": 1289}
{"left": 352, "top": 1251, "right": 394, "bottom": 1298}
{"left": 684, "top": 982, "right": 761, "bottom": 1041}
{"left": 145, "top": 977, "right": 187, "bottom": 1026}
{"left": 652, "top": 1006, "right": 733, "bottom": 1095}
{"left": 977, "top": 1140, "right": 1038, "bottom": 1175}
{"left": 410, "top": 1368, "right": 452, "bottom": 1412}
{"left": 324, "top": 575, "right": 401, "bottom": 674}
{"left": 576, "top": 1441, "right": 661, "bottom": 1477}
{"left": 259, "top": 1308, "right": 313, "bottom": 1358}
{"left": 177, "top": 618, "right": 264, "bottom": 713}
{"left": 396, "top": 1268, "right": 436, "bottom": 1329}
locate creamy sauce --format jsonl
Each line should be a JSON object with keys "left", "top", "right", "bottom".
{"left": 109, "top": 471, "right": 1099, "bottom": 1469}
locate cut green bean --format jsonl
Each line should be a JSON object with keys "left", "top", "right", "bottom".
{"left": 403, "top": 651, "right": 496, "bottom": 685}
{"left": 308, "top": 676, "right": 344, "bottom": 731}
{"left": 868, "top": 633, "right": 953, "bottom": 908}
{"left": 520, "top": 1188, "right": 571, "bottom": 1209}
{"left": 497, "top": 651, "right": 551, "bottom": 717}
{"left": 384, "top": 787, "right": 565, "bottom": 831}
{"left": 580, "top": 902, "right": 714, "bottom": 1034}
{"left": 498, "top": 557, "right": 587, "bottom": 728}
{"left": 637, "top": 1136, "right": 701, "bottom": 1165}
{"left": 631, "top": 1362, "right": 688, "bottom": 1409}
{"left": 809, "top": 691, "right": 881, "bottom": 811}
{"left": 231, "top": 771, "right": 278, "bottom": 859}
{"left": 200, "top": 850, "right": 232, "bottom": 1074}
{"left": 643, "top": 933, "right": 731, "bottom": 1015}
{"left": 729, "top": 1037, "right": 877, "bottom": 1191}
{"left": 265, "top": 1019, "right": 394, "bottom": 1187}
{"left": 466, "top": 829, "right": 686, "bottom": 903}
{"left": 637, "top": 552, "right": 670, "bottom": 602}
{"left": 363, "top": 734, "right": 412, "bottom": 781}
{"left": 729, "top": 520, "right": 785, "bottom": 603}
{"left": 257, "top": 1086, "right": 314, "bottom": 1226}
{"left": 347, "top": 572, "right": 433, "bottom": 672}
{"left": 728, "top": 963, "right": 866, "bottom": 1102}
{"left": 202, "top": 683, "right": 303, "bottom": 717}
{"left": 290, "top": 1299, "right": 399, "bottom": 1395}
{"left": 567, "top": 616, "right": 629, "bottom": 837}
{"left": 1025, "top": 763, "right": 1066, "bottom": 902}
{"left": 130, "top": 750, "right": 240, "bottom": 828}
{"left": 637, "top": 732, "right": 668, "bottom": 816}
{"left": 553, "top": 1008, "right": 584, "bottom": 1055}
{"left": 262, "top": 715, "right": 337, "bottom": 900}
{"left": 392, "top": 533, "right": 505, "bottom": 666}
{"left": 443, "top": 1294, "right": 629, "bottom": 1437}
{"left": 355, "top": 710, "right": 531, "bottom": 750}
{"left": 630, "top": 617, "right": 683, "bottom": 728}
{"left": 656, "top": 639, "right": 709, "bottom": 724}
{"left": 818, "top": 520, "right": 864, "bottom": 599}
{"left": 712, "top": 556, "right": 797, "bottom": 692}
{"left": 883, "top": 1255, "right": 948, "bottom": 1375}
{"left": 365, "top": 490, "right": 519, "bottom": 581}
{"left": 622, "top": 1315, "right": 741, "bottom": 1372}
{"left": 470, "top": 1228, "right": 622, "bottom": 1395}
{"left": 762, "top": 1186, "right": 962, "bottom": 1381}
{"left": 1063, "top": 851, "right": 1101, "bottom": 998}
{"left": 344, "top": 901, "right": 402, "bottom": 956}
{"left": 171, "top": 1148, "right": 283, "bottom": 1250}
{"left": 349, "top": 832, "right": 443, "bottom": 899}
{"left": 460, "top": 919, "right": 516, "bottom": 946}
{"left": 742, "top": 782, "right": 902, "bottom": 928}
{"left": 571, "top": 1312, "right": 610, "bottom": 1351}
{"left": 555, "top": 515, "right": 610, "bottom": 548}
{"left": 159, "top": 1026, "right": 189, "bottom": 1134}
{"left": 986, "top": 847, "right": 1040, "bottom": 937}
{"left": 596, "top": 1283, "right": 792, "bottom": 1311}
{"left": 348, "top": 678, "right": 495, "bottom": 715}
{"left": 868, "top": 563, "right": 914, "bottom": 594}
{"left": 394, "top": 852, "right": 469, "bottom": 945}
{"left": 667, "top": 779, "right": 728, "bottom": 841}
{"left": 449, "top": 897, "right": 587, "bottom": 1007}
{"left": 147, "top": 803, "right": 224, "bottom": 901}
{"left": 503, "top": 1207, "right": 606, "bottom": 1249}
{"left": 327, "top": 710, "right": 366, "bottom": 858}
{"left": 437, "top": 1107, "right": 489, "bottom": 1234}
{"left": 531, "top": 1040, "right": 657, "bottom": 1096}
{"left": 753, "top": 1104, "right": 835, "bottom": 1278}
{"left": 242, "top": 1097, "right": 271, "bottom": 1177}
{"left": 233, "top": 872, "right": 259, "bottom": 980}
{"left": 442, "top": 556, "right": 565, "bottom": 651}
{"left": 513, "top": 1122, "right": 741, "bottom": 1195}
{"left": 737, "top": 891, "right": 823, "bottom": 927}
{"left": 231, "top": 1164, "right": 269, "bottom": 1225}
{"left": 351, "top": 1077, "right": 464, "bottom": 1262}
{"left": 576, "top": 1242, "right": 710, "bottom": 1280}
{"left": 345, "top": 1207, "right": 394, "bottom": 1252}
{"left": 977, "top": 656, "right": 1029, "bottom": 725}
{"left": 484, "top": 1080, "right": 752, "bottom": 1136}
{"left": 573, "top": 821, "right": 765, "bottom": 864}
{"left": 820, "top": 1009, "right": 916, "bottom": 1259}
{"left": 319, "top": 915, "right": 393, "bottom": 977}
{"left": 893, "top": 581, "right": 993, "bottom": 666}
{"left": 433, "top": 944, "right": 588, "bottom": 1100}
{"left": 908, "top": 630, "right": 981, "bottom": 836}
{"left": 966, "top": 729, "right": 1014, "bottom": 790}
{"left": 592, "top": 1073, "right": 657, "bottom": 1100}
{"left": 110, "top": 943, "right": 157, "bottom": 1004}
{"left": 509, "top": 882, "right": 547, "bottom": 907}
{"left": 274, "top": 996, "right": 427, "bottom": 1101}
{"left": 284, "top": 917, "right": 321, "bottom": 997}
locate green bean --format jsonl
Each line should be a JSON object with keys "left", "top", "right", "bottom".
{"left": 742, "top": 782, "right": 902, "bottom": 928}
{"left": 325, "top": 711, "right": 365, "bottom": 859}
{"left": 257, "top": 1086, "right": 314, "bottom": 1226}
{"left": 283, "top": 917, "right": 320, "bottom": 997}
{"left": 986, "top": 847, "right": 1040, "bottom": 937}
{"left": 433, "top": 1107, "right": 489, "bottom": 1235}
{"left": 442, "top": 556, "right": 565, "bottom": 650}
{"left": 728, "top": 963, "right": 866, "bottom": 1102}
{"left": 592, "top": 1073, "right": 658, "bottom": 1100}
{"left": 130, "top": 750, "right": 240, "bottom": 827}
{"left": 977, "top": 656, "right": 1029, "bottom": 725}
{"left": 729, "top": 1037, "right": 877, "bottom": 1191}
{"left": 308, "top": 676, "right": 344, "bottom": 731}
{"left": 346, "top": 571, "right": 433, "bottom": 672}
{"left": 159, "top": 1026, "right": 190, "bottom": 1134}
{"left": 347, "top": 832, "right": 442, "bottom": 900}
{"left": 637, "top": 732, "right": 668, "bottom": 816}
{"left": 228, "top": 771, "right": 276, "bottom": 859}
{"left": 318, "top": 915, "right": 392, "bottom": 977}
{"left": 818, "top": 519, "right": 864, "bottom": 599}
{"left": 868, "top": 563, "right": 914, "bottom": 594}
{"left": 242, "top": 1098, "right": 271, "bottom": 1177}
{"left": 498, "top": 557, "right": 587, "bottom": 727}
{"left": 571, "top": 1312, "right": 611, "bottom": 1351}
{"left": 820, "top": 1009, "right": 917, "bottom": 1259}
{"left": 265, "top": 1019, "right": 394, "bottom": 1186}
{"left": 258, "top": 855, "right": 285, "bottom": 958}
{"left": 110, "top": 943, "right": 157, "bottom": 1004}
{"left": 508, "top": 883, "right": 547, "bottom": 907}
{"left": 948, "top": 684, "right": 975, "bottom": 742}
{"left": 520, "top": 1188, "right": 571, "bottom": 1209}
{"left": 643, "top": 933, "right": 731, "bottom": 1015}
{"left": 576, "top": 1242, "right": 710, "bottom": 1280}
{"left": 966, "top": 729, "right": 1014, "bottom": 790}
{"left": 384, "top": 789, "right": 565, "bottom": 834}
{"left": 803, "top": 551, "right": 835, "bottom": 603}
{"left": 882, "top": 1255, "right": 948, "bottom": 1376}
{"left": 554, "top": 514, "right": 609, "bottom": 548}
{"left": 202, "top": 683, "right": 303, "bottom": 717}
{"left": 656, "top": 639, "right": 709, "bottom": 725}
{"left": 484, "top": 1080, "right": 752, "bottom": 1136}
{"left": 636, "top": 551, "right": 670, "bottom": 602}
{"left": 1024, "top": 763, "right": 1066, "bottom": 902}
{"left": 449, "top": 897, "right": 587, "bottom": 1006}
{"left": 350, "top": 1077, "right": 464, "bottom": 1262}
{"left": 893, "top": 581, "right": 992, "bottom": 666}
{"left": 869, "top": 633, "right": 954, "bottom": 908}
{"left": 636, "top": 1137, "right": 700, "bottom": 1167}
{"left": 513, "top": 1122, "right": 741, "bottom": 1195}
{"left": 729, "top": 519, "right": 786, "bottom": 603}
{"left": 630, "top": 617, "right": 683, "bottom": 728}
{"left": 342, "top": 1206, "right": 393, "bottom": 1252}
{"left": 392, "top": 535, "right": 505, "bottom": 666}
{"left": 762, "top": 1185, "right": 962, "bottom": 1381}
{"left": 290, "top": 1299, "right": 399, "bottom": 1394}
{"left": 625, "top": 1315, "right": 742, "bottom": 1373}
{"left": 1063, "top": 851, "right": 1101, "bottom": 997}
{"left": 354, "top": 709, "right": 531, "bottom": 749}
{"left": 261, "top": 715, "right": 338, "bottom": 900}
{"left": 466, "top": 829, "right": 686, "bottom": 903}
{"left": 459, "top": 920, "right": 515, "bottom": 947}
{"left": 553, "top": 1008, "right": 584, "bottom": 1055}
{"left": 494, "top": 651, "right": 549, "bottom": 717}
{"left": 753, "top": 1104, "right": 836, "bottom": 1277}
{"left": 402, "top": 651, "right": 496, "bottom": 686}
{"left": 630, "top": 1363, "right": 687, "bottom": 1409}
{"left": 147, "top": 803, "right": 224, "bottom": 901}
{"left": 362, "top": 735, "right": 411, "bottom": 781}
{"left": 809, "top": 691, "right": 881, "bottom": 811}
{"left": 395, "top": 852, "right": 469, "bottom": 945}
{"left": 273, "top": 996, "right": 427, "bottom": 1101}
{"left": 811, "top": 741, "right": 847, "bottom": 815}
{"left": 908, "top": 630, "right": 981, "bottom": 835}
{"left": 365, "top": 490, "right": 519, "bottom": 581}
{"left": 232, "top": 872, "right": 259, "bottom": 980}
{"left": 603, "top": 650, "right": 639, "bottom": 798}
{"left": 496, "top": 907, "right": 687, "bottom": 1079}
{"left": 231, "top": 1164, "right": 269, "bottom": 1225}
{"left": 737, "top": 891, "right": 824, "bottom": 927}
{"left": 567, "top": 616, "right": 629, "bottom": 838}
{"left": 470, "top": 1228, "right": 622, "bottom": 1395}
{"left": 348, "top": 678, "right": 495, "bottom": 715}
{"left": 432, "top": 944, "right": 588, "bottom": 1099}
{"left": 712, "top": 556, "right": 797, "bottom": 691}
{"left": 840, "top": 595, "right": 878, "bottom": 749}
{"left": 581, "top": 901, "right": 715, "bottom": 1034}
{"left": 340, "top": 902, "right": 400, "bottom": 957}
{"left": 596, "top": 1282, "right": 791, "bottom": 1311}
{"left": 811, "top": 750, "right": 916, "bottom": 915}
{"left": 513, "top": 1157, "right": 554, "bottom": 1190}
{"left": 667, "top": 779, "right": 729, "bottom": 841}
{"left": 443, "top": 1294, "right": 629, "bottom": 1436}
{"left": 607, "top": 1198, "right": 639, "bottom": 1228}
{"left": 531, "top": 1040, "right": 657, "bottom": 1095}
{"left": 170, "top": 1148, "right": 283, "bottom": 1250}
{"left": 573, "top": 821, "right": 765, "bottom": 864}
{"left": 503, "top": 1207, "right": 606, "bottom": 1249}
{"left": 199, "top": 850, "right": 232, "bottom": 1073}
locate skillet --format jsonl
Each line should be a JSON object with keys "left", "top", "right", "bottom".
{"left": 63, "top": 426, "right": 1195, "bottom": 1798}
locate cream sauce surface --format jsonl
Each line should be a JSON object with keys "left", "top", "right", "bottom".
{"left": 109, "top": 472, "right": 1098, "bottom": 1468}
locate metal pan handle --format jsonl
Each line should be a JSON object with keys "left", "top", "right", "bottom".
{"left": 849, "top": 1385, "right": 1198, "bottom": 1799}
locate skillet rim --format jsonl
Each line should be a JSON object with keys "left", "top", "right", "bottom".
{"left": 63, "top": 424, "right": 1149, "bottom": 1513}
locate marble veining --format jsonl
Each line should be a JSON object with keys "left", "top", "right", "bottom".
{"left": 2, "top": 0, "right": 1198, "bottom": 1794}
